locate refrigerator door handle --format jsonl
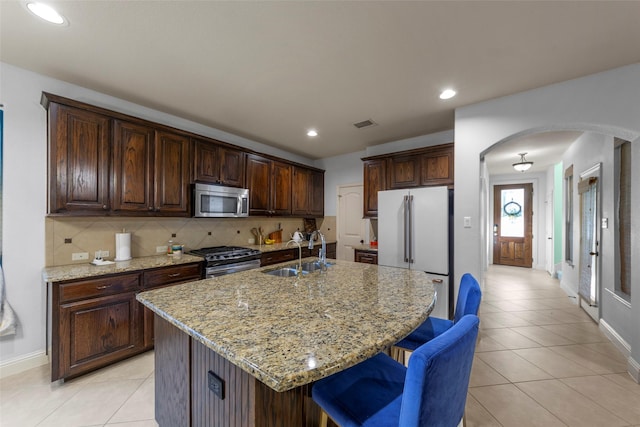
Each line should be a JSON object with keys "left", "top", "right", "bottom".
{"left": 403, "top": 195, "right": 409, "bottom": 263}
{"left": 408, "top": 194, "right": 413, "bottom": 264}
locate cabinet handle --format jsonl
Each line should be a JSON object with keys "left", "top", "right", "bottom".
{"left": 148, "top": 206, "right": 153, "bottom": 211}
{"left": 96, "top": 284, "right": 112, "bottom": 290}
{"left": 102, "top": 205, "right": 107, "bottom": 209}
{"left": 168, "top": 273, "right": 181, "bottom": 278}
{"left": 432, "top": 278, "right": 444, "bottom": 284}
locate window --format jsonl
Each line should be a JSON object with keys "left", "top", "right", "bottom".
{"left": 564, "top": 165, "right": 574, "bottom": 265}
{"left": 615, "top": 139, "right": 631, "bottom": 297}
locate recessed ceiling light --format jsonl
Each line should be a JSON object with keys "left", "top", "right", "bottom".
{"left": 26, "top": 2, "right": 67, "bottom": 25}
{"left": 307, "top": 129, "right": 318, "bottom": 137}
{"left": 439, "top": 89, "right": 457, "bottom": 100}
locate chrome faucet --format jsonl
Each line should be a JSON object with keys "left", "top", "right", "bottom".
{"left": 286, "top": 239, "right": 302, "bottom": 274}
{"left": 314, "top": 230, "right": 327, "bottom": 266}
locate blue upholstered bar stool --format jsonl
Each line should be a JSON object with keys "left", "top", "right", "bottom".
{"left": 393, "top": 273, "right": 481, "bottom": 363}
{"left": 312, "top": 314, "right": 480, "bottom": 427}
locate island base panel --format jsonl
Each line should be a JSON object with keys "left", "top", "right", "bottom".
{"left": 154, "top": 315, "right": 331, "bottom": 427}
{"left": 155, "top": 315, "right": 191, "bottom": 427}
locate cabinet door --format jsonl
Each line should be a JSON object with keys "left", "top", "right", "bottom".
{"left": 193, "top": 138, "right": 221, "bottom": 184}
{"left": 309, "top": 169, "right": 325, "bottom": 217}
{"left": 291, "top": 167, "right": 311, "bottom": 216}
{"left": 363, "top": 159, "right": 386, "bottom": 218}
{"left": 246, "top": 154, "right": 272, "bottom": 215}
{"left": 420, "top": 144, "right": 454, "bottom": 186}
{"left": 271, "top": 161, "right": 292, "bottom": 215}
{"left": 58, "top": 292, "right": 143, "bottom": 380}
{"left": 389, "top": 154, "right": 420, "bottom": 189}
{"left": 48, "top": 104, "right": 111, "bottom": 213}
{"left": 219, "top": 147, "right": 245, "bottom": 187}
{"left": 155, "top": 131, "right": 191, "bottom": 215}
{"left": 112, "top": 120, "right": 155, "bottom": 212}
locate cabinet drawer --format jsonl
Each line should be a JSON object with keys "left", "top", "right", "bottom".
{"left": 355, "top": 250, "right": 378, "bottom": 264}
{"left": 59, "top": 273, "right": 141, "bottom": 303}
{"left": 143, "top": 263, "right": 203, "bottom": 289}
{"left": 261, "top": 250, "right": 296, "bottom": 266}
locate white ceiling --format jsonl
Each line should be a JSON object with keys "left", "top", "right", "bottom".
{"left": 2, "top": 1, "right": 640, "bottom": 161}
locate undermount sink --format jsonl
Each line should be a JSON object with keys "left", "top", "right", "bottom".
{"left": 300, "top": 261, "right": 334, "bottom": 272}
{"left": 264, "top": 267, "right": 307, "bottom": 277}
{"left": 263, "top": 261, "right": 334, "bottom": 277}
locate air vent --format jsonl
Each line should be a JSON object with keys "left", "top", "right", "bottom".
{"left": 353, "top": 119, "right": 377, "bottom": 129}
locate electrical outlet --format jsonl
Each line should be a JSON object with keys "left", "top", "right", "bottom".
{"left": 207, "top": 371, "right": 224, "bottom": 400}
{"left": 156, "top": 245, "right": 168, "bottom": 253}
{"left": 101, "top": 250, "right": 110, "bottom": 258}
{"left": 72, "top": 252, "right": 89, "bottom": 261}
{"left": 248, "top": 238, "right": 255, "bottom": 244}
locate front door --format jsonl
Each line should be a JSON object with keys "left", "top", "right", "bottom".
{"left": 493, "top": 183, "right": 533, "bottom": 267}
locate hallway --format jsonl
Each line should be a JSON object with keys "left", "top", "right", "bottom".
{"left": 466, "top": 265, "right": 640, "bottom": 426}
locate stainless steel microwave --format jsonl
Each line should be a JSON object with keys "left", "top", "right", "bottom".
{"left": 193, "top": 183, "right": 249, "bottom": 218}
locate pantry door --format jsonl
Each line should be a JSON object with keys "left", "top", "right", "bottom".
{"left": 493, "top": 183, "right": 533, "bottom": 268}
{"left": 337, "top": 184, "right": 367, "bottom": 261}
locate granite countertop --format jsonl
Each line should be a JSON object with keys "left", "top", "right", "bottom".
{"left": 42, "top": 254, "right": 204, "bottom": 283}
{"left": 137, "top": 259, "right": 435, "bottom": 392}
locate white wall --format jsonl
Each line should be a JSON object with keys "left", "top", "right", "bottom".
{"left": 0, "top": 62, "right": 316, "bottom": 372}
{"left": 455, "top": 63, "right": 640, "bottom": 378}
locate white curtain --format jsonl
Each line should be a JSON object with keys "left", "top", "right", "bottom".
{"left": 578, "top": 183, "right": 597, "bottom": 304}
{"left": 0, "top": 265, "right": 18, "bottom": 336}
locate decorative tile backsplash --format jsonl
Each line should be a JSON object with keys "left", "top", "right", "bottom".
{"left": 45, "top": 216, "right": 336, "bottom": 267}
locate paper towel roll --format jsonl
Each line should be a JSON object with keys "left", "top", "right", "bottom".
{"left": 114, "top": 232, "right": 132, "bottom": 261}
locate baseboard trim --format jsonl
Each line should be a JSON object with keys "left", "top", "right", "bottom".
{"left": 628, "top": 356, "right": 640, "bottom": 384}
{"left": 599, "top": 319, "right": 631, "bottom": 357}
{"left": 0, "top": 350, "right": 49, "bottom": 379}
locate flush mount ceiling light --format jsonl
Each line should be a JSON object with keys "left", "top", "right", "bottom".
{"left": 25, "top": 2, "right": 67, "bottom": 25}
{"left": 513, "top": 152, "right": 533, "bottom": 172}
{"left": 439, "top": 89, "right": 457, "bottom": 100}
{"left": 307, "top": 129, "right": 318, "bottom": 137}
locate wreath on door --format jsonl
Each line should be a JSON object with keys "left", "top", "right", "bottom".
{"left": 503, "top": 200, "right": 522, "bottom": 218}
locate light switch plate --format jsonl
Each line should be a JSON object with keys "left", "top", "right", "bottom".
{"left": 602, "top": 218, "right": 608, "bottom": 229}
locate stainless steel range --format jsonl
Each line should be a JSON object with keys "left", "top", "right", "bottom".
{"left": 189, "top": 246, "right": 262, "bottom": 278}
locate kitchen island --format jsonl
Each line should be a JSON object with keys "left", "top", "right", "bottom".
{"left": 137, "top": 258, "right": 436, "bottom": 427}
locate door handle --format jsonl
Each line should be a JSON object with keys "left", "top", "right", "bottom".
{"left": 589, "top": 251, "right": 599, "bottom": 256}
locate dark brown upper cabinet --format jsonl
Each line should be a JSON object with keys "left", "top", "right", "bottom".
{"left": 388, "top": 154, "right": 420, "bottom": 189}
{"left": 246, "top": 154, "right": 292, "bottom": 216}
{"left": 362, "top": 158, "right": 387, "bottom": 218}
{"left": 42, "top": 92, "right": 324, "bottom": 218}
{"left": 420, "top": 144, "right": 454, "bottom": 186}
{"left": 47, "top": 103, "right": 111, "bottom": 214}
{"left": 112, "top": 123, "right": 190, "bottom": 215}
{"left": 362, "top": 143, "right": 453, "bottom": 218}
{"left": 292, "top": 166, "right": 325, "bottom": 217}
{"left": 193, "top": 138, "right": 245, "bottom": 188}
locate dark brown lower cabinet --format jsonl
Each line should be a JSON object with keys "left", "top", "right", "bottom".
{"left": 154, "top": 315, "right": 335, "bottom": 427}
{"left": 354, "top": 249, "right": 378, "bottom": 264}
{"left": 50, "top": 262, "right": 203, "bottom": 382}
{"left": 51, "top": 273, "right": 144, "bottom": 381}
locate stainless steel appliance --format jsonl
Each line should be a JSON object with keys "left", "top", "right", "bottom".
{"left": 378, "top": 186, "right": 453, "bottom": 319}
{"left": 189, "top": 246, "right": 261, "bottom": 278}
{"left": 193, "top": 183, "right": 249, "bottom": 218}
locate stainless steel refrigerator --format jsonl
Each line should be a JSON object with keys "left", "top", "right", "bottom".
{"left": 378, "top": 186, "right": 452, "bottom": 319}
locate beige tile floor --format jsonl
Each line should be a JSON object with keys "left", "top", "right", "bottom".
{"left": 466, "top": 265, "right": 640, "bottom": 427}
{"left": 1, "top": 265, "right": 639, "bottom": 426}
